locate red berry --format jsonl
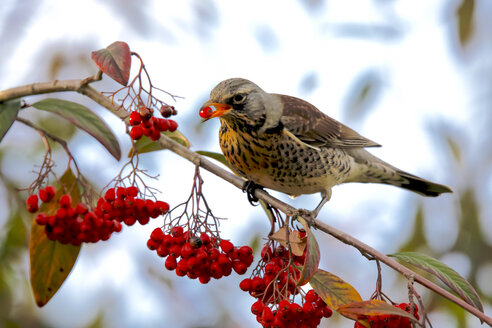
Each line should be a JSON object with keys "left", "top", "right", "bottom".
{"left": 156, "top": 118, "right": 169, "bottom": 131}
{"left": 35, "top": 213, "right": 48, "bottom": 225}
{"left": 170, "top": 226, "right": 183, "bottom": 237}
{"left": 150, "top": 228, "right": 165, "bottom": 242}
{"left": 130, "top": 126, "right": 143, "bottom": 140}
{"left": 220, "top": 240, "right": 234, "bottom": 254}
{"left": 232, "top": 260, "right": 248, "bottom": 274}
{"left": 199, "top": 275, "right": 211, "bottom": 284}
{"left": 39, "top": 186, "right": 56, "bottom": 203}
{"left": 199, "top": 106, "right": 214, "bottom": 119}
{"left": 156, "top": 244, "right": 169, "bottom": 257}
{"left": 165, "top": 256, "right": 177, "bottom": 270}
{"left": 126, "top": 186, "right": 138, "bottom": 197}
{"left": 129, "top": 111, "right": 142, "bottom": 126}
{"left": 149, "top": 128, "right": 161, "bottom": 141}
{"left": 59, "top": 194, "right": 72, "bottom": 208}
{"left": 26, "top": 195, "right": 39, "bottom": 213}
{"left": 305, "top": 289, "right": 318, "bottom": 303}
{"left": 147, "top": 239, "right": 159, "bottom": 250}
{"left": 261, "top": 307, "right": 274, "bottom": 324}
{"left": 169, "top": 245, "right": 181, "bottom": 257}
{"left": 168, "top": 119, "right": 178, "bottom": 132}
{"left": 251, "top": 276, "right": 265, "bottom": 292}
{"left": 239, "top": 278, "right": 252, "bottom": 291}
{"left": 261, "top": 246, "right": 273, "bottom": 260}
{"left": 251, "top": 300, "right": 265, "bottom": 315}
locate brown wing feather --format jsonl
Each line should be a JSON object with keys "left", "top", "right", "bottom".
{"left": 276, "top": 94, "right": 380, "bottom": 148}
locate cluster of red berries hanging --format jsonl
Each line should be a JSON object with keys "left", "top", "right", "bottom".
{"left": 129, "top": 105, "right": 178, "bottom": 141}
{"left": 27, "top": 186, "right": 122, "bottom": 245}
{"left": 240, "top": 244, "right": 305, "bottom": 303}
{"left": 239, "top": 242, "right": 332, "bottom": 327}
{"left": 147, "top": 226, "right": 254, "bottom": 283}
{"left": 354, "top": 303, "right": 420, "bottom": 328}
{"left": 95, "top": 186, "right": 169, "bottom": 226}
{"left": 27, "top": 186, "right": 169, "bottom": 246}
{"left": 250, "top": 289, "right": 332, "bottom": 328}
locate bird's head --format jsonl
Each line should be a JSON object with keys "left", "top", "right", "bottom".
{"left": 200, "top": 78, "right": 283, "bottom": 132}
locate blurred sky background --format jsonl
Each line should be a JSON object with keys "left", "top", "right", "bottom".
{"left": 1, "top": 0, "right": 491, "bottom": 327}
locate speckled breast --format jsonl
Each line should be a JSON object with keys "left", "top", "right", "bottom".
{"left": 218, "top": 122, "right": 352, "bottom": 196}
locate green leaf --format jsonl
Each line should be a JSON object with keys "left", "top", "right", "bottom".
{"left": 0, "top": 100, "right": 20, "bottom": 143}
{"left": 128, "top": 130, "right": 190, "bottom": 157}
{"left": 195, "top": 151, "right": 238, "bottom": 173}
{"left": 91, "top": 41, "right": 131, "bottom": 86}
{"left": 390, "top": 251, "right": 483, "bottom": 313}
{"left": 32, "top": 98, "right": 121, "bottom": 160}
{"left": 338, "top": 300, "right": 417, "bottom": 322}
{"left": 297, "top": 217, "right": 320, "bottom": 286}
{"left": 310, "top": 269, "right": 362, "bottom": 311}
{"left": 29, "top": 169, "right": 81, "bottom": 307}
{"left": 456, "top": 0, "right": 475, "bottom": 47}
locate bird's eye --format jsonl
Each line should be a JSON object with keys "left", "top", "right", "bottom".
{"left": 233, "top": 94, "right": 245, "bottom": 103}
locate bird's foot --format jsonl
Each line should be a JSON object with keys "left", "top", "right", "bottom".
{"left": 291, "top": 208, "right": 317, "bottom": 223}
{"left": 242, "top": 180, "right": 264, "bottom": 206}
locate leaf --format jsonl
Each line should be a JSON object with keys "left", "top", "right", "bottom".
{"left": 128, "top": 130, "right": 190, "bottom": 156}
{"left": 29, "top": 169, "right": 81, "bottom": 307}
{"left": 390, "top": 251, "right": 483, "bottom": 313}
{"left": 270, "top": 226, "right": 306, "bottom": 257}
{"left": 456, "top": 0, "right": 475, "bottom": 47}
{"left": 195, "top": 150, "right": 241, "bottom": 175}
{"left": 32, "top": 98, "right": 121, "bottom": 160}
{"left": 338, "top": 300, "right": 416, "bottom": 322}
{"left": 91, "top": 41, "right": 131, "bottom": 86}
{"left": 297, "top": 217, "right": 320, "bottom": 285}
{"left": 0, "top": 100, "right": 20, "bottom": 143}
{"left": 310, "top": 269, "right": 363, "bottom": 310}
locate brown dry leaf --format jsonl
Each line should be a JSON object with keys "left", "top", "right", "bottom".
{"left": 269, "top": 226, "right": 306, "bottom": 256}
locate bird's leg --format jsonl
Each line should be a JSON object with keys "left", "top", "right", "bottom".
{"left": 242, "top": 180, "right": 264, "bottom": 206}
{"left": 311, "top": 189, "right": 332, "bottom": 218}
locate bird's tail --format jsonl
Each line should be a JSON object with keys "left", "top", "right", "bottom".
{"left": 346, "top": 148, "right": 452, "bottom": 196}
{"left": 391, "top": 170, "right": 452, "bottom": 197}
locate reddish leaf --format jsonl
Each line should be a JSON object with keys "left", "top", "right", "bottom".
{"left": 338, "top": 300, "right": 416, "bottom": 322}
{"left": 91, "top": 41, "right": 131, "bottom": 86}
{"left": 309, "top": 269, "right": 362, "bottom": 310}
{"left": 29, "top": 169, "right": 81, "bottom": 307}
{"left": 297, "top": 217, "right": 320, "bottom": 285}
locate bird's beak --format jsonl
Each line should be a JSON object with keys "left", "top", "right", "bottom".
{"left": 199, "top": 102, "right": 232, "bottom": 122}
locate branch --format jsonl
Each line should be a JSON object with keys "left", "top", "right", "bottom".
{"left": 1, "top": 75, "right": 490, "bottom": 326}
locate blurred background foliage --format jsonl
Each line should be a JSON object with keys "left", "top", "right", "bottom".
{"left": 0, "top": 0, "right": 491, "bottom": 327}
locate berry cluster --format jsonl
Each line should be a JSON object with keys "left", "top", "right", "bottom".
{"left": 129, "top": 108, "right": 178, "bottom": 141}
{"left": 240, "top": 245, "right": 306, "bottom": 304}
{"left": 354, "top": 303, "right": 419, "bottom": 328}
{"left": 250, "top": 289, "right": 332, "bottom": 328}
{"left": 29, "top": 186, "right": 169, "bottom": 245}
{"left": 30, "top": 186, "right": 122, "bottom": 245}
{"left": 95, "top": 187, "right": 169, "bottom": 226}
{"left": 147, "top": 227, "right": 254, "bottom": 283}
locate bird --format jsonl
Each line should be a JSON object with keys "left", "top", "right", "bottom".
{"left": 200, "top": 78, "right": 452, "bottom": 217}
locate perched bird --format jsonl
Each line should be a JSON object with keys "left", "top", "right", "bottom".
{"left": 200, "top": 78, "right": 452, "bottom": 216}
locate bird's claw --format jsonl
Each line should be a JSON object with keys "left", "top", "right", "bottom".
{"left": 291, "top": 208, "right": 317, "bottom": 223}
{"left": 242, "top": 181, "right": 263, "bottom": 206}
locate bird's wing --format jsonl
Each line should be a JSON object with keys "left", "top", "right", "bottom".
{"left": 276, "top": 94, "right": 381, "bottom": 148}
